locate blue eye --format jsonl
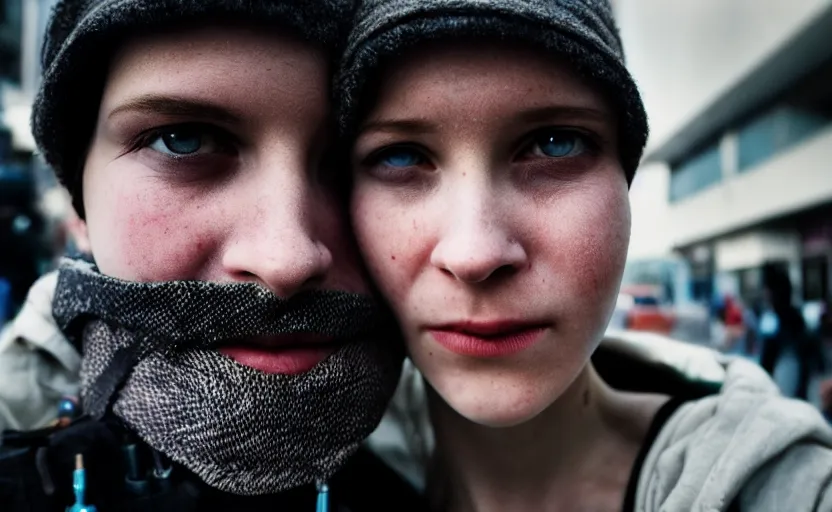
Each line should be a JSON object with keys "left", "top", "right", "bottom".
{"left": 531, "top": 131, "right": 586, "bottom": 158}
{"left": 359, "top": 145, "right": 431, "bottom": 184}
{"left": 148, "top": 126, "right": 217, "bottom": 156}
{"left": 379, "top": 148, "right": 424, "bottom": 168}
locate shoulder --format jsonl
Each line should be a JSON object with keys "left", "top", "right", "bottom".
{"left": 595, "top": 330, "right": 726, "bottom": 399}
{"left": 601, "top": 332, "right": 832, "bottom": 511}
{"left": 0, "top": 270, "right": 69, "bottom": 356}
{"left": 738, "top": 440, "right": 832, "bottom": 511}
{"left": 639, "top": 359, "right": 832, "bottom": 511}
{"left": 0, "top": 272, "right": 79, "bottom": 432}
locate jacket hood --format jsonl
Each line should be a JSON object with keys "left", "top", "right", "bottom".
{"left": 635, "top": 355, "right": 832, "bottom": 511}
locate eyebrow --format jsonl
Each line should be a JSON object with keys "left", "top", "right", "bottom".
{"left": 358, "top": 105, "right": 611, "bottom": 137}
{"left": 512, "top": 105, "right": 611, "bottom": 125}
{"left": 358, "top": 118, "right": 437, "bottom": 137}
{"left": 107, "top": 94, "right": 242, "bottom": 124}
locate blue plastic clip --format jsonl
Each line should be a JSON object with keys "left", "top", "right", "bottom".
{"left": 57, "top": 396, "right": 78, "bottom": 418}
{"left": 54, "top": 396, "right": 80, "bottom": 428}
{"left": 67, "top": 454, "right": 98, "bottom": 512}
{"left": 316, "top": 480, "right": 329, "bottom": 512}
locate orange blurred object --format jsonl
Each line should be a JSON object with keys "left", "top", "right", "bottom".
{"left": 620, "top": 284, "right": 676, "bottom": 335}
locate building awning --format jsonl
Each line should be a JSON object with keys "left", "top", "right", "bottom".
{"left": 714, "top": 230, "right": 801, "bottom": 272}
{"left": 645, "top": 5, "right": 832, "bottom": 165}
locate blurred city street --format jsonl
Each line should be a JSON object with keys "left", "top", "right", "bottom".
{"left": 608, "top": 0, "right": 832, "bottom": 412}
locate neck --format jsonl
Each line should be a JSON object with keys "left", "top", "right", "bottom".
{"left": 427, "top": 363, "right": 665, "bottom": 512}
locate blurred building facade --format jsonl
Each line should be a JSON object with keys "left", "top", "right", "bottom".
{"left": 0, "top": 0, "right": 59, "bottom": 321}
{"left": 618, "top": 1, "right": 832, "bottom": 314}
{"left": 3, "top": 0, "right": 58, "bottom": 155}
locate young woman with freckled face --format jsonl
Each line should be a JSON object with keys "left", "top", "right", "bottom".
{"left": 339, "top": 1, "right": 832, "bottom": 511}
{"left": 352, "top": 40, "right": 659, "bottom": 512}
{"left": 83, "top": 29, "right": 368, "bottom": 370}
{"left": 0, "top": 1, "right": 418, "bottom": 511}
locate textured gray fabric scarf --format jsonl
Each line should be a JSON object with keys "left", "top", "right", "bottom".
{"left": 52, "top": 258, "right": 404, "bottom": 495}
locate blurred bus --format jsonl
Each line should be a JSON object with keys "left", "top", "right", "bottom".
{"left": 610, "top": 256, "right": 711, "bottom": 343}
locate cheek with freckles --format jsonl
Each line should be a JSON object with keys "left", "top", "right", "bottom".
{"left": 538, "top": 178, "right": 630, "bottom": 339}
{"left": 351, "top": 190, "right": 432, "bottom": 310}
{"left": 86, "top": 171, "right": 222, "bottom": 282}
{"left": 420, "top": 180, "right": 629, "bottom": 427}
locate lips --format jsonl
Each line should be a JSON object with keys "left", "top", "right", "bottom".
{"left": 426, "top": 321, "right": 548, "bottom": 358}
{"left": 218, "top": 333, "right": 339, "bottom": 374}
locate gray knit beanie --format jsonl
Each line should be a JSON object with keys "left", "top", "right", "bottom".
{"left": 337, "top": 0, "right": 649, "bottom": 183}
{"left": 32, "top": 0, "right": 356, "bottom": 217}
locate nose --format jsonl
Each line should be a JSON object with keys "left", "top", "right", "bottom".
{"left": 429, "top": 186, "right": 528, "bottom": 284}
{"left": 221, "top": 167, "right": 333, "bottom": 298}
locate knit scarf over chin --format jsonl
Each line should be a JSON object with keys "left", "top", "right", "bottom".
{"left": 52, "top": 258, "right": 404, "bottom": 495}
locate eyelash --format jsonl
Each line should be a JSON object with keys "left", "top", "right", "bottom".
{"left": 515, "top": 127, "right": 598, "bottom": 160}
{"left": 359, "top": 127, "right": 599, "bottom": 181}
{"left": 360, "top": 143, "right": 433, "bottom": 182}
{"left": 124, "top": 122, "right": 239, "bottom": 158}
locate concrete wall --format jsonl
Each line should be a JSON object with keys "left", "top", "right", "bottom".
{"left": 668, "top": 125, "right": 832, "bottom": 248}
{"left": 628, "top": 163, "right": 672, "bottom": 259}
{"left": 715, "top": 230, "right": 802, "bottom": 272}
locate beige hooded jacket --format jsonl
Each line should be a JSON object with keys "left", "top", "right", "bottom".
{"left": 369, "top": 332, "right": 832, "bottom": 511}
{"left": 0, "top": 271, "right": 80, "bottom": 431}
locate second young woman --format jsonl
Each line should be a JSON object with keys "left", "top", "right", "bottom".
{"left": 339, "top": 1, "right": 832, "bottom": 511}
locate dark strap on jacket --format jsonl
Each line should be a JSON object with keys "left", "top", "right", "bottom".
{"left": 0, "top": 419, "right": 425, "bottom": 512}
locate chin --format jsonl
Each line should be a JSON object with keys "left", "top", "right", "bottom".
{"left": 461, "top": 409, "right": 543, "bottom": 429}
{"left": 433, "top": 377, "right": 557, "bottom": 429}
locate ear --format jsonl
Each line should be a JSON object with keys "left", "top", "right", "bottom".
{"left": 67, "top": 211, "right": 92, "bottom": 255}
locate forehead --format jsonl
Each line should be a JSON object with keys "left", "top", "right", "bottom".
{"left": 100, "top": 25, "right": 328, "bottom": 118}
{"left": 371, "top": 41, "right": 612, "bottom": 119}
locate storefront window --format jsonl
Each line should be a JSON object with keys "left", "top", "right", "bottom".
{"left": 737, "top": 106, "right": 830, "bottom": 173}
{"left": 669, "top": 143, "right": 722, "bottom": 202}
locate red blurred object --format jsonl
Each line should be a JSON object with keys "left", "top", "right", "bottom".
{"left": 819, "top": 377, "right": 832, "bottom": 416}
{"left": 723, "top": 296, "right": 744, "bottom": 327}
{"left": 620, "top": 284, "right": 675, "bottom": 335}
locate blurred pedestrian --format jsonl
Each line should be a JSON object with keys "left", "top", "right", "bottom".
{"left": 817, "top": 300, "right": 832, "bottom": 420}
{"left": 821, "top": 298, "right": 832, "bottom": 341}
{"left": 713, "top": 294, "right": 747, "bottom": 354}
{"left": 759, "top": 264, "right": 825, "bottom": 399}
{"left": 0, "top": 176, "right": 47, "bottom": 316}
